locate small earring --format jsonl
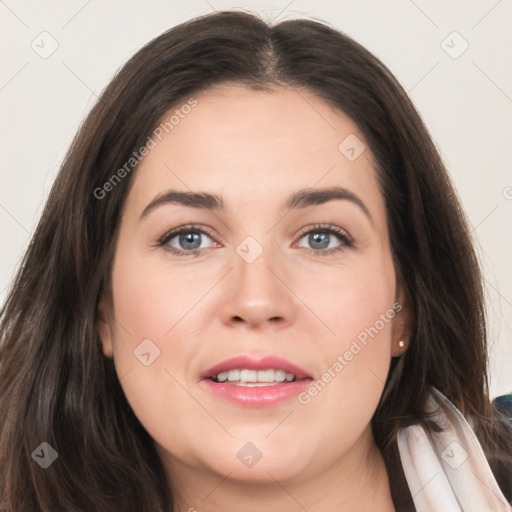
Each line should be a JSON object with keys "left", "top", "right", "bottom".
{"left": 398, "top": 340, "right": 405, "bottom": 349}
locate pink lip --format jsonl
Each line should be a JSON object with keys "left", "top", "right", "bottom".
{"left": 200, "top": 378, "right": 312, "bottom": 407}
{"left": 200, "top": 355, "right": 312, "bottom": 380}
{"left": 199, "top": 355, "right": 313, "bottom": 408}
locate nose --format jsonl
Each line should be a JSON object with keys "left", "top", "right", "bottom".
{"left": 218, "top": 245, "right": 298, "bottom": 332}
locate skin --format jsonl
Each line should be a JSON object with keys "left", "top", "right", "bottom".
{"left": 98, "top": 84, "right": 411, "bottom": 512}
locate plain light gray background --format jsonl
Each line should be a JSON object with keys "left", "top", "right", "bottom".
{"left": 1, "top": 0, "right": 511, "bottom": 396}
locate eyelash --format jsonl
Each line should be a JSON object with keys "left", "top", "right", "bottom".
{"left": 157, "top": 223, "right": 354, "bottom": 257}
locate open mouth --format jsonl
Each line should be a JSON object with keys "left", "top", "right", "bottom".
{"left": 208, "top": 368, "right": 302, "bottom": 386}
{"left": 200, "top": 357, "right": 313, "bottom": 406}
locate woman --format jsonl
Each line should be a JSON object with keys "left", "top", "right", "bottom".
{"left": 0, "top": 10, "right": 511, "bottom": 512}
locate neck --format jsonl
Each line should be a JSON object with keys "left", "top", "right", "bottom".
{"left": 162, "top": 426, "right": 396, "bottom": 512}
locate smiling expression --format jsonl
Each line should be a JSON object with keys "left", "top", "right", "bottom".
{"left": 97, "top": 83, "right": 409, "bottom": 485}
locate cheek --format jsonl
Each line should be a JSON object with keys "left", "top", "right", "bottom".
{"left": 298, "top": 253, "right": 396, "bottom": 352}
{"left": 106, "top": 253, "right": 204, "bottom": 451}
{"left": 296, "top": 253, "right": 396, "bottom": 412}
{"left": 109, "top": 248, "right": 208, "bottom": 342}
{"left": 106, "top": 255, "right": 214, "bottom": 434}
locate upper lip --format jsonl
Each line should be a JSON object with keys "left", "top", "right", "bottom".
{"left": 200, "top": 355, "right": 312, "bottom": 380}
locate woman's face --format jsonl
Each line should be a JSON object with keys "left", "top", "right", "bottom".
{"left": 98, "top": 84, "right": 409, "bottom": 486}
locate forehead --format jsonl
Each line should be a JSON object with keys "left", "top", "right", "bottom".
{"left": 126, "top": 84, "right": 385, "bottom": 223}
{"left": 150, "top": 84, "right": 367, "bottom": 167}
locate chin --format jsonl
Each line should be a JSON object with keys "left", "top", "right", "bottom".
{"left": 200, "top": 441, "right": 313, "bottom": 484}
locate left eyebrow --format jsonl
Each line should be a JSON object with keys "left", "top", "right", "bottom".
{"left": 139, "top": 185, "right": 373, "bottom": 224}
{"left": 283, "top": 186, "right": 373, "bottom": 224}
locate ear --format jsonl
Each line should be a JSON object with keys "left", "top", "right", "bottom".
{"left": 391, "top": 283, "right": 413, "bottom": 358}
{"left": 97, "top": 295, "right": 114, "bottom": 358}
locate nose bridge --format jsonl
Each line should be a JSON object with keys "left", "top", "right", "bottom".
{"left": 219, "top": 232, "right": 297, "bottom": 329}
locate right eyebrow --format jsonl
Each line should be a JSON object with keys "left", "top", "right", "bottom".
{"left": 140, "top": 190, "right": 225, "bottom": 220}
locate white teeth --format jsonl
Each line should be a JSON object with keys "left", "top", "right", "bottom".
{"left": 213, "top": 369, "right": 296, "bottom": 384}
{"left": 274, "top": 370, "right": 286, "bottom": 382}
{"left": 240, "top": 369, "right": 258, "bottom": 382}
{"left": 255, "top": 369, "right": 274, "bottom": 382}
{"left": 227, "top": 370, "right": 240, "bottom": 381}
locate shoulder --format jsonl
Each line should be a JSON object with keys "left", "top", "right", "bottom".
{"left": 492, "top": 394, "right": 512, "bottom": 421}
{"left": 491, "top": 393, "right": 512, "bottom": 507}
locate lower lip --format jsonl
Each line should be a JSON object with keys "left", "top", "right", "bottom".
{"left": 200, "top": 378, "right": 313, "bottom": 407}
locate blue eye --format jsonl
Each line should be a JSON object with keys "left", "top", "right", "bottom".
{"left": 296, "top": 224, "right": 353, "bottom": 255}
{"left": 158, "top": 223, "right": 353, "bottom": 257}
{"left": 159, "top": 225, "right": 215, "bottom": 256}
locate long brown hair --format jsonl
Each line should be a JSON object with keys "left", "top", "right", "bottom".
{"left": 1, "top": 10, "right": 510, "bottom": 511}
